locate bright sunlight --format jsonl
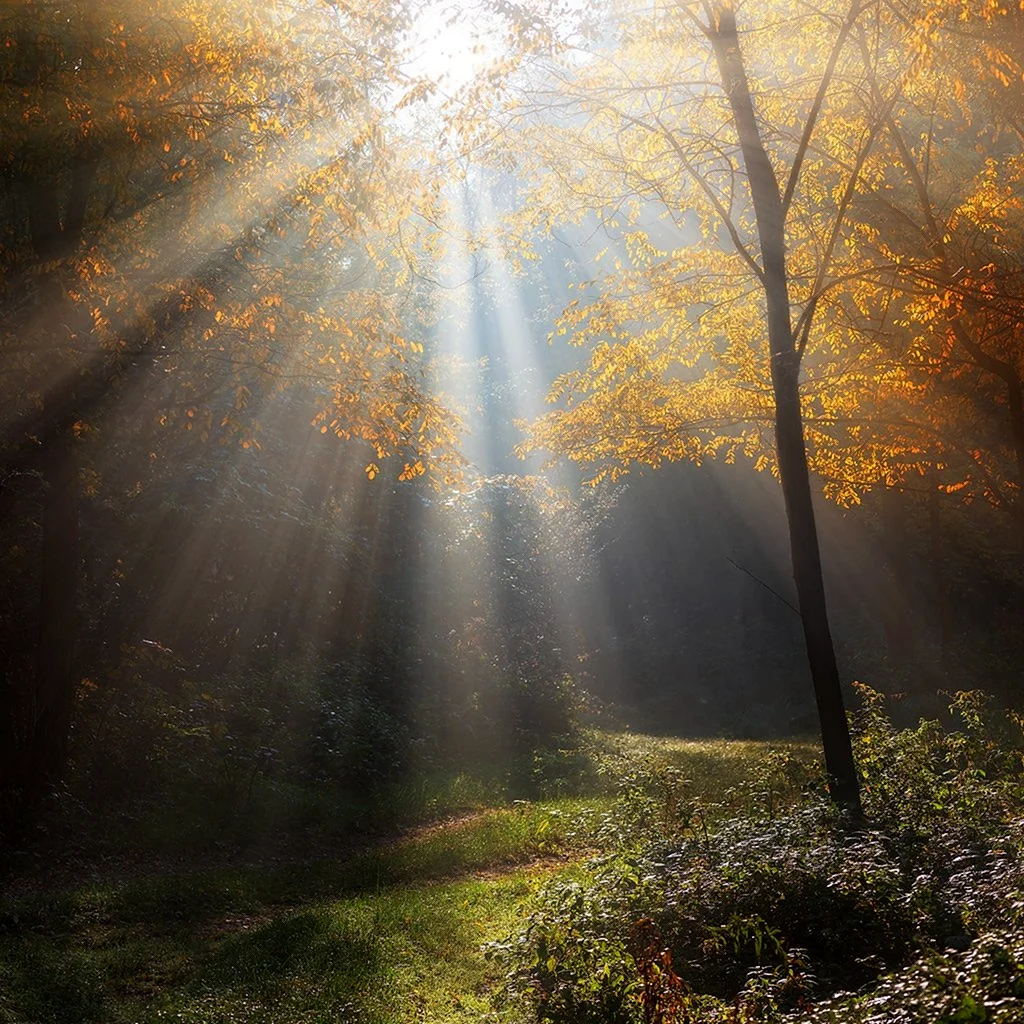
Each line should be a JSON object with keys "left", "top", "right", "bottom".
{"left": 3, "top": 0, "right": 1024, "bottom": 1021}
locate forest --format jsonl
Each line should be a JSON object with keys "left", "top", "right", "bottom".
{"left": 1, "top": 0, "right": 1023, "bottom": 1021}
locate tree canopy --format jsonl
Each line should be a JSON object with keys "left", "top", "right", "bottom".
{"left": 457, "top": 0, "right": 1023, "bottom": 518}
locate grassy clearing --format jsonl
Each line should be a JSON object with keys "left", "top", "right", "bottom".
{"left": 0, "top": 734, "right": 813, "bottom": 1024}
{"left": 0, "top": 805, "right": 568, "bottom": 1024}
{"left": 594, "top": 731, "right": 818, "bottom": 792}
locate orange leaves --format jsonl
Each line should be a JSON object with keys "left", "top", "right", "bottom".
{"left": 1, "top": 0, "right": 467, "bottom": 501}
{"left": 486, "top": 0, "right": 1024, "bottom": 510}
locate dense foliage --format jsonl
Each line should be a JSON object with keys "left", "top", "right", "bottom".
{"left": 0, "top": 475, "right": 606, "bottom": 855}
{"left": 489, "top": 691, "right": 1024, "bottom": 1023}
{"left": 2, "top": 0, "right": 1024, "bottom": 981}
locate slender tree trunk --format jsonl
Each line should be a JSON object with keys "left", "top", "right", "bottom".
{"left": 0, "top": 431, "right": 80, "bottom": 821}
{"left": 28, "top": 421, "right": 80, "bottom": 803}
{"left": 709, "top": 5, "right": 861, "bottom": 812}
{"left": 2, "top": 136, "right": 96, "bottom": 816}
{"left": 927, "top": 474, "right": 951, "bottom": 671}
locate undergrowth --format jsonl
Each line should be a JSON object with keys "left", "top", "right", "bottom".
{"left": 4, "top": 704, "right": 1023, "bottom": 1024}
{"left": 488, "top": 688, "right": 1024, "bottom": 1023}
{"left": 0, "top": 734, "right": 819, "bottom": 1024}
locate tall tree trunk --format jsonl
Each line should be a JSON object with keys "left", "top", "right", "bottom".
{"left": 709, "top": 5, "right": 861, "bottom": 812}
{"left": 927, "top": 474, "right": 951, "bottom": 672}
{"left": 28, "top": 421, "right": 79, "bottom": 804}
{"left": 4, "top": 136, "right": 96, "bottom": 816}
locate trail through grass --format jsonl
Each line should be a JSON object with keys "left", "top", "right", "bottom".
{"left": 0, "top": 735, "right": 813, "bottom": 1024}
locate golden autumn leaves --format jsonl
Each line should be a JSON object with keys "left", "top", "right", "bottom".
{"left": 1, "top": 0, "right": 468, "bottom": 488}
{"left": 464, "top": 0, "right": 1024, "bottom": 513}
{"left": 5, "top": 0, "right": 1022, "bottom": 505}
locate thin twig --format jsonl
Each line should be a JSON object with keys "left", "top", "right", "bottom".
{"left": 726, "top": 556, "right": 801, "bottom": 616}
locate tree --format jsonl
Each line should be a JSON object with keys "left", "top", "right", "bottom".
{"left": 0, "top": 0, "right": 463, "bottom": 816}
{"left": 839, "top": 2, "right": 1024, "bottom": 517}
{"left": 700, "top": 1, "right": 861, "bottom": 809}
{"left": 463, "top": 0, "right": 980, "bottom": 809}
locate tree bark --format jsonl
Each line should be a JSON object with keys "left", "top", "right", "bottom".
{"left": 708, "top": 4, "right": 862, "bottom": 812}
{"left": 27, "top": 422, "right": 80, "bottom": 803}
{"left": 1, "top": 138, "right": 95, "bottom": 817}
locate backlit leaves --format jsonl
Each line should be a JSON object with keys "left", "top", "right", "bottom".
{"left": 475, "top": 0, "right": 1024, "bottom": 510}
{"left": 1, "top": 0, "right": 467, "bottom": 486}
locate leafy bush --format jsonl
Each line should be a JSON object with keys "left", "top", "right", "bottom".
{"left": 490, "top": 692, "right": 1024, "bottom": 1023}
{"left": 798, "top": 928, "right": 1024, "bottom": 1023}
{"left": 57, "top": 638, "right": 600, "bottom": 858}
{"left": 850, "top": 685, "right": 1024, "bottom": 840}
{"left": 307, "top": 663, "right": 411, "bottom": 786}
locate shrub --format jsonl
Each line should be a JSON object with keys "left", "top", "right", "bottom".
{"left": 490, "top": 692, "right": 1024, "bottom": 1024}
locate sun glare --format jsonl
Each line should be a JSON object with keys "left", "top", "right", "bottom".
{"left": 403, "top": 0, "right": 501, "bottom": 92}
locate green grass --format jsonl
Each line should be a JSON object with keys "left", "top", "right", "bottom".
{"left": 81, "top": 769, "right": 516, "bottom": 860}
{"left": 591, "top": 730, "right": 820, "bottom": 805}
{"left": 0, "top": 803, "right": 573, "bottom": 1024}
{"left": 0, "top": 872, "right": 546, "bottom": 1024}
{"left": 0, "top": 734, "right": 813, "bottom": 1024}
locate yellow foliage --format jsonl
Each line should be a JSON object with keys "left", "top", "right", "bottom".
{"left": 1, "top": 0, "right": 467, "bottom": 488}
{"left": 468, "top": 0, "right": 1023, "bottom": 509}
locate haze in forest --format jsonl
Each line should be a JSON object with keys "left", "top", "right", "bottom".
{"left": 1, "top": 0, "right": 1021, "bottom": 856}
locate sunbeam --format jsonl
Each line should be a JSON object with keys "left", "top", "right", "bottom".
{"left": 3, "top": 1, "right": 1024, "bottom": 1019}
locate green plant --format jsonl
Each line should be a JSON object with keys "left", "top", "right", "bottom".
{"left": 491, "top": 700, "right": 1024, "bottom": 1024}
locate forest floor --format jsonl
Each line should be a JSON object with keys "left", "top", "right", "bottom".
{"left": 0, "top": 734, "right": 811, "bottom": 1024}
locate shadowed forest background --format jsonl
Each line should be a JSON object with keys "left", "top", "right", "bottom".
{"left": 2, "top": 1, "right": 1024, "bottom": 1022}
